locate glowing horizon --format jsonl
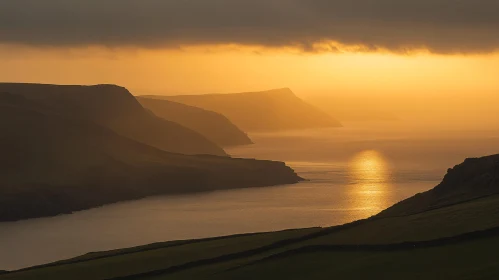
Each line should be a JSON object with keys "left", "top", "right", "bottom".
{"left": 1, "top": 44, "right": 498, "bottom": 96}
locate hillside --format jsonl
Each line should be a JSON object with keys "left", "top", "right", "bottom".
{"left": 143, "top": 88, "right": 342, "bottom": 132}
{"left": 3, "top": 155, "right": 499, "bottom": 279}
{"left": 137, "top": 97, "right": 253, "bottom": 147}
{"left": 0, "top": 93, "right": 302, "bottom": 222}
{"left": 378, "top": 154, "right": 499, "bottom": 218}
{"left": 0, "top": 83, "right": 226, "bottom": 156}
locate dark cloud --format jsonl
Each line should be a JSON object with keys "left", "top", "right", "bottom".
{"left": 1, "top": 0, "right": 498, "bottom": 53}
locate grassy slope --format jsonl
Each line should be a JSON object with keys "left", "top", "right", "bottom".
{"left": 138, "top": 97, "right": 253, "bottom": 147}
{"left": 143, "top": 88, "right": 342, "bottom": 132}
{"left": 205, "top": 236, "right": 499, "bottom": 280}
{"left": 305, "top": 194, "right": 499, "bottom": 246}
{"left": 0, "top": 229, "right": 320, "bottom": 280}
{"left": 155, "top": 195, "right": 499, "bottom": 280}
{"left": 4, "top": 193, "right": 499, "bottom": 280}
{"left": 378, "top": 154, "right": 499, "bottom": 217}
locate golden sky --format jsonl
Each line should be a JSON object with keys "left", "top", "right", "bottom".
{"left": 1, "top": 45, "right": 498, "bottom": 98}
{"left": 2, "top": 0, "right": 498, "bottom": 99}
{"left": 2, "top": 0, "right": 499, "bottom": 126}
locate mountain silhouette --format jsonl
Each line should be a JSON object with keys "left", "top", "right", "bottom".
{"left": 0, "top": 91, "right": 302, "bottom": 222}
{"left": 0, "top": 83, "right": 226, "bottom": 156}
{"left": 138, "top": 97, "right": 253, "bottom": 147}
{"left": 143, "top": 88, "right": 342, "bottom": 132}
{"left": 378, "top": 154, "right": 499, "bottom": 217}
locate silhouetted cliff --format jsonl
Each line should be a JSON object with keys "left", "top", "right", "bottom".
{"left": 143, "top": 88, "right": 342, "bottom": 132}
{"left": 0, "top": 83, "right": 226, "bottom": 156}
{"left": 0, "top": 92, "right": 302, "bottom": 222}
{"left": 138, "top": 97, "right": 253, "bottom": 147}
{"left": 378, "top": 154, "right": 499, "bottom": 217}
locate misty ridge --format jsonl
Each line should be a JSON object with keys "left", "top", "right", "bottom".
{"left": 143, "top": 88, "right": 342, "bottom": 132}
{"left": 0, "top": 83, "right": 341, "bottom": 222}
{"left": 137, "top": 97, "right": 253, "bottom": 147}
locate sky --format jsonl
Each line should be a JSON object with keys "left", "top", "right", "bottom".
{"left": 1, "top": 0, "right": 498, "bottom": 122}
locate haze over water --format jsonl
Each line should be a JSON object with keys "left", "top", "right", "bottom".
{"left": 1, "top": 122, "right": 499, "bottom": 270}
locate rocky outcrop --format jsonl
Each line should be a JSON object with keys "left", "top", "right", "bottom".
{"left": 378, "top": 154, "right": 499, "bottom": 217}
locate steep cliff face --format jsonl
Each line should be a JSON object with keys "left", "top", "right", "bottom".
{"left": 0, "top": 83, "right": 226, "bottom": 156}
{"left": 378, "top": 154, "right": 499, "bottom": 217}
{"left": 436, "top": 155, "right": 499, "bottom": 195}
{"left": 0, "top": 96, "right": 302, "bottom": 222}
{"left": 138, "top": 97, "right": 253, "bottom": 147}
{"left": 143, "top": 88, "right": 342, "bottom": 132}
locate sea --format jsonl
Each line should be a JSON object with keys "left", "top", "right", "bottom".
{"left": 1, "top": 122, "right": 499, "bottom": 270}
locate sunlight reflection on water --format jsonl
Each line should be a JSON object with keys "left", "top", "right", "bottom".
{"left": 348, "top": 150, "right": 393, "bottom": 217}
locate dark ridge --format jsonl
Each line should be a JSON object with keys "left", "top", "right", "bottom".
{"left": 137, "top": 97, "right": 253, "bottom": 147}
{"left": 142, "top": 88, "right": 342, "bottom": 132}
{"left": 8, "top": 228, "right": 319, "bottom": 275}
{"left": 233, "top": 226, "right": 499, "bottom": 271}
{"left": 0, "top": 97, "right": 302, "bottom": 222}
{"left": 106, "top": 226, "right": 499, "bottom": 280}
{"left": 378, "top": 154, "right": 499, "bottom": 218}
{"left": 152, "top": 88, "right": 297, "bottom": 99}
{"left": 0, "top": 83, "right": 227, "bottom": 156}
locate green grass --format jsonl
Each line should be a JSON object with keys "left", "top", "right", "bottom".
{"left": 305, "top": 194, "right": 499, "bottom": 246}
{"left": 198, "top": 235, "right": 499, "bottom": 280}
{"left": 3, "top": 195, "right": 499, "bottom": 280}
{"left": 0, "top": 229, "right": 319, "bottom": 280}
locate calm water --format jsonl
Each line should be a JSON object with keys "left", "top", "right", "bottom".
{"left": 1, "top": 123, "right": 499, "bottom": 270}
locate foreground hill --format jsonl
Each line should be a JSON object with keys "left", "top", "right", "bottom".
{"left": 0, "top": 93, "right": 302, "bottom": 222}
{"left": 378, "top": 154, "right": 499, "bottom": 217}
{"left": 138, "top": 97, "right": 253, "bottom": 147}
{"left": 4, "top": 155, "right": 499, "bottom": 279}
{"left": 0, "top": 83, "right": 226, "bottom": 156}
{"left": 143, "top": 88, "right": 342, "bottom": 132}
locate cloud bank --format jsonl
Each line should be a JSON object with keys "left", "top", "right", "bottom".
{"left": 1, "top": 0, "right": 498, "bottom": 53}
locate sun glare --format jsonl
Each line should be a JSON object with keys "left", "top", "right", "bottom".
{"left": 349, "top": 150, "right": 392, "bottom": 217}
